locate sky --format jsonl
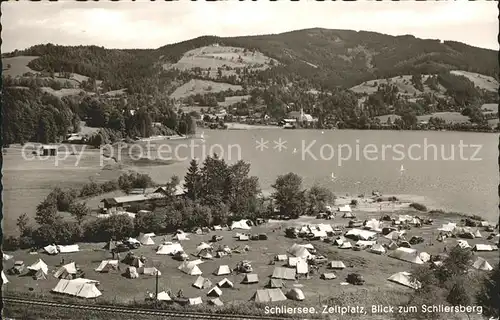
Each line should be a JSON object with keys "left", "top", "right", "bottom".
{"left": 2, "top": 0, "right": 498, "bottom": 53}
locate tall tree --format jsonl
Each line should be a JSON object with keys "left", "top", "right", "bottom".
{"left": 184, "top": 159, "right": 202, "bottom": 201}
{"left": 271, "top": 172, "right": 306, "bottom": 219}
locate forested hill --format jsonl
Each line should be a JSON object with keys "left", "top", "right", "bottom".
{"left": 3, "top": 28, "right": 498, "bottom": 91}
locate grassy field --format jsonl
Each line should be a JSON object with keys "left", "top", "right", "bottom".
{"left": 219, "top": 95, "right": 251, "bottom": 107}
{"left": 3, "top": 206, "right": 498, "bottom": 317}
{"left": 450, "top": 70, "right": 499, "bottom": 93}
{"left": 170, "top": 79, "right": 243, "bottom": 99}
{"left": 350, "top": 74, "right": 446, "bottom": 97}
{"left": 416, "top": 112, "right": 469, "bottom": 124}
{"left": 2, "top": 56, "right": 40, "bottom": 77}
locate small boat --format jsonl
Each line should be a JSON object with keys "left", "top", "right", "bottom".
{"left": 293, "top": 148, "right": 298, "bottom": 154}
{"left": 331, "top": 172, "right": 336, "bottom": 181}
{"left": 400, "top": 164, "right": 405, "bottom": 174}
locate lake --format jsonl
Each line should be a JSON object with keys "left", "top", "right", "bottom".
{"left": 137, "top": 129, "right": 499, "bottom": 222}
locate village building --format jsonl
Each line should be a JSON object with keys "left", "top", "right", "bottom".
{"left": 40, "top": 145, "right": 58, "bottom": 156}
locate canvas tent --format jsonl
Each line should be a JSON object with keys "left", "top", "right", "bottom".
{"left": 388, "top": 272, "right": 421, "bottom": 290}
{"left": 242, "top": 273, "right": 259, "bottom": 284}
{"left": 217, "top": 278, "right": 234, "bottom": 288}
{"left": 286, "top": 288, "right": 305, "bottom": 301}
{"left": 157, "top": 291, "right": 172, "bottom": 301}
{"left": 125, "top": 266, "right": 139, "bottom": 279}
{"left": 174, "top": 232, "right": 190, "bottom": 241}
{"left": 198, "top": 249, "right": 213, "bottom": 260}
{"left": 364, "top": 219, "right": 382, "bottom": 231}
{"left": 456, "top": 240, "right": 471, "bottom": 249}
{"left": 275, "top": 254, "right": 287, "bottom": 261}
{"left": 338, "top": 205, "right": 352, "bottom": 213}
{"left": 288, "top": 257, "right": 304, "bottom": 267}
{"left": 102, "top": 240, "right": 115, "bottom": 251}
{"left": 44, "top": 244, "right": 59, "bottom": 255}
{"left": 122, "top": 256, "right": 143, "bottom": 268}
{"left": 384, "top": 231, "right": 405, "bottom": 241}
{"left": 317, "top": 224, "right": 334, "bottom": 234}
{"left": 266, "top": 279, "right": 284, "bottom": 288}
{"left": 438, "top": 223, "right": 457, "bottom": 232}
{"left": 3, "top": 253, "right": 13, "bottom": 261}
{"left": 141, "top": 267, "right": 161, "bottom": 276}
{"left": 28, "top": 259, "right": 49, "bottom": 275}
{"left": 57, "top": 245, "right": 79, "bottom": 253}
{"left": 387, "top": 241, "right": 399, "bottom": 250}
{"left": 288, "top": 244, "right": 313, "bottom": 259}
{"left": 196, "top": 242, "right": 212, "bottom": 252}
{"left": 2, "top": 271, "right": 9, "bottom": 284}
{"left": 95, "top": 260, "right": 119, "bottom": 273}
{"left": 474, "top": 230, "right": 482, "bottom": 238}
{"left": 329, "top": 261, "right": 346, "bottom": 269}
{"left": 339, "top": 242, "right": 352, "bottom": 249}
{"left": 252, "top": 289, "right": 287, "bottom": 303}
{"left": 179, "top": 261, "right": 203, "bottom": 276}
{"left": 209, "top": 298, "right": 224, "bottom": 306}
{"left": 369, "top": 244, "right": 386, "bottom": 255}
{"left": 52, "top": 278, "right": 101, "bottom": 298}
{"left": 214, "top": 265, "right": 231, "bottom": 276}
{"left": 473, "top": 257, "right": 493, "bottom": 271}
{"left": 342, "top": 212, "right": 355, "bottom": 218}
{"left": 296, "top": 259, "right": 309, "bottom": 275}
{"left": 389, "top": 248, "right": 424, "bottom": 264}
{"left": 156, "top": 242, "right": 184, "bottom": 255}
{"left": 231, "top": 219, "right": 252, "bottom": 230}
{"left": 138, "top": 233, "right": 155, "bottom": 245}
{"left": 207, "top": 286, "right": 222, "bottom": 297}
{"left": 473, "top": 244, "right": 494, "bottom": 252}
{"left": 54, "top": 262, "right": 77, "bottom": 279}
{"left": 321, "top": 273, "right": 336, "bottom": 280}
{"left": 272, "top": 267, "right": 296, "bottom": 280}
{"left": 345, "top": 229, "right": 376, "bottom": 241}
{"left": 193, "top": 276, "right": 212, "bottom": 289}
{"left": 189, "top": 297, "right": 203, "bottom": 305}
{"left": 419, "top": 252, "right": 431, "bottom": 263}
{"left": 238, "top": 234, "right": 250, "bottom": 241}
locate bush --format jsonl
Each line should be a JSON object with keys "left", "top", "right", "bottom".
{"left": 80, "top": 181, "right": 103, "bottom": 197}
{"left": 3, "top": 236, "right": 20, "bottom": 251}
{"left": 83, "top": 215, "right": 134, "bottom": 242}
{"left": 19, "top": 235, "right": 36, "bottom": 249}
{"left": 32, "top": 221, "right": 82, "bottom": 247}
{"left": 350, "top": 199, "right": 358, "bottom": 206}
{"left": 101, "top": 180, "right": 119, "bottom": 193}
{"left": 410, "top": 202, "right": 427, "bottom": 212}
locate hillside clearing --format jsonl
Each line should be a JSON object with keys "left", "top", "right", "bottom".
{"left": 40, "top": 87, "right": 88, "bottom": 97}
{"left": 169, "top": 79, "right": 242, "bottom": 100}
{"left": 163, "top": 45, "right": 277, "bottom": 72}
{"left": 2, "top": 56, "right": 40, "bottom": 77}
{"left": 218, "top": 95, "right": 251, "bottom": 107}
{"left": 416, "top": 112, "right": 469, "bottom": 123}
{"left": 450, "top": 70, "right": 499, "bottom": 92}
{"left": 350, "top": 74, "right": 445, "bottom": 96}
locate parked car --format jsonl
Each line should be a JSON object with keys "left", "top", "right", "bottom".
{"left": 258, "top": 233, "right": 268, "bottom": 240}
{"left": 285, "top": 227, "right": 298, "bottom": 239}
{"left": 113, "top": 243, "right": 131, "bottom": 253}
{"left": 309, "top": 255, "right": 328, "bottom": 265}
{"left": 409, "top": 236, "right": 424, "bottom": 245}
{"left": 211, "top": 235, "right": 224, "bottom": 242}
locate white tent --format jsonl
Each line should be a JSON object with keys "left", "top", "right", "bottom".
{"left": 52, "top": 278, "right": 101, "bottom": 298}
{"left": 214, "top": 265, "right": 231, "bottom": 276}
{"left": 275, "top": 254, "right": 288, "bottom": 261}
{"left": 345, "top": 229, "right": 376, "bottom": 240}
{"left": 252, "top": 289, "right": 287, "bottom": 302}
{"left": 28, "top": 259, "right": 49, "bottom": 274}
{"left": 178, "top": 261, "right": 203, "bottom": 276}
{"left": 125, "top": 237, "right": 141, "bottom": 245}
{"left": 339, "top": 242, "right": 352, "bottom": 249}
{"left": 141, "top": 267, "right": 161, "bottom": 276}
{"left": 2, "top": 271, "right": 9, "bottom": 284}
{"left": 231, "top": 220, "right": 251, "bottom": 230}
{"left": 287, "top": 257, "right": 305, "bottom": 267}
{"left": 213, "top": 225, "right": 222, "bottom": 231}
{"left": 3, "top": 253, "right": 13, "bottom": 261}
{"left": 238, "top": 234, "right": 250, "bottom": 241}
{"left": 329, "top": 261, "right": 346, "bottom": 269}
{"left": 438, "top": 223, "right": 457, "bottom": 232}
{"left": 286, "top": 288, "right": 305, "bottom": 301}
{"left": 338, "top": 205, "right": 352, "bottom": 212}
{"left": 388, "top": 272, "right": 421, "bottom": 290}
{"left": 189, "top": 297, "right": 203, "bottom": 305}
{"left": 54, "top": 262, "right": 77, "bottom": 279}
{"left": 209, "top": 298, "right": 224, "bottom": 306}
{"left": 296, "top": 259, "right": 309, "bottom": 275}
{"left": 198, "top": 249, "right": 213, "bottom": 259}
{"left": 174, "top": 232, "right": 190, "bottom": 241}
{"left": 193, "top": 276, "right": 212, "bottom": 289}
{"left": 388, "top": 248, "right": 424, "bottom": 264}
{"left": 207, "top": 286, "right": 223, "bottom": 297}
{"left": 157, "top": 291, "right": 172, "bottom": 301}
{"left": 95, "top": 260, "right": 119, "bottom": 272}
{"left": 364, "top": 219, "right": 381, "bottom": 231}
{"left": 317, "top": 224, "right": 334, "bottom": 233}
{"left": 419, "top": 252, "right": 431, "bottom": 263}
{"left": 156, "top": 242, "right": 184, "bottom": 255}
{"left": 271, "top": 267, "right": 296, "bottom": 280}
{"left": 217, "top": 278, "right": 234, "bottom": 288}
{"left": 288, "top": 244, "right": 313, "bottom": 258}
{"left": 138, "top": 233, "right": 155, "bottom": 245}
{"left": 196, "top": 242, "right": 212, "bottom": 252}
{"left": 369, "top": 244, "right": 386, "bottom": 255}
{"left": 456, "top": 240, "right": 471, "bottom": 249}
{"left": 474, "top": 230, "right": 482, "bottom": 238}
{"left": 473, "top": 257, "right": 493, "bottom": 271}
{"left": 321, "top": 273, "right": 337, "bottom": 280}
{"left": 44, "top": 244, "right": 59, "bottom": 255}
{"left": 384, "top": 231, "right": 406, "bottom": 240}
{"left": 473, "top": 244, "right": 494, "bottom": 252}
{"left": 356, "top": 240, "right": 376, "bottom": 247}
{"left": 57, "top": 245, "right": 79, "bottom": 253}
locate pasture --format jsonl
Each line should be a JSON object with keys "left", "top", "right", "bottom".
{"left": 169, "top": 79, "right": 243, "bottom": 99}
{"left": 450, "top": 70, "right": 499, "bottom": 93}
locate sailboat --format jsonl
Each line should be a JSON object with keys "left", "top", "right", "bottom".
{"left": 331, "top": 172, "right": 337, "bottom": 181}
{"left": 292, "top": 148, "right": 298, "bottom": 154}
{"left": 200, "top": 131, "right": 205, "bottom": 140}
{"left": 400, "top": 164, "right": 405, "bottom": 175}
